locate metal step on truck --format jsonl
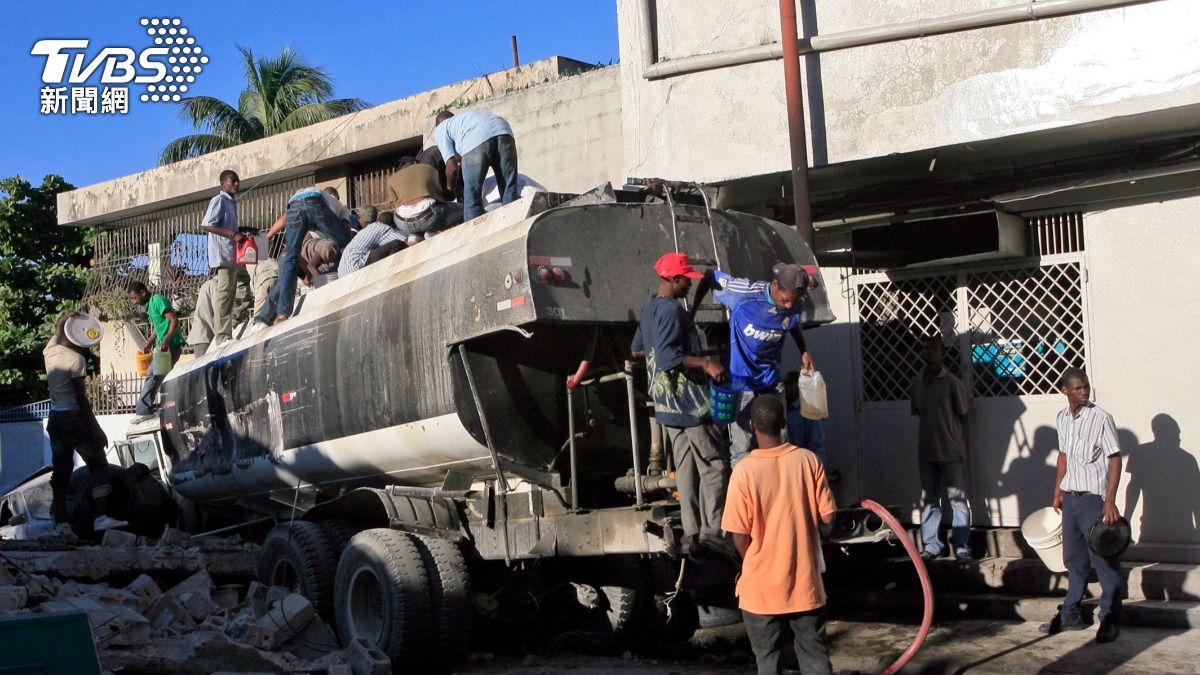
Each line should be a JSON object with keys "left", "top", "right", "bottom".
{"left": 118, "top": 182, "right": 838, "bottom": 670}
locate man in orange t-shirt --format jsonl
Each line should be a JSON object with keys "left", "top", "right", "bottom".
{"left": 722, "top": 394, "right": 837, "bottom": 675}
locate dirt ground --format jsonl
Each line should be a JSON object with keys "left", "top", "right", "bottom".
{"left": 456, "top": 618, "right": 1200, "bottom": 674}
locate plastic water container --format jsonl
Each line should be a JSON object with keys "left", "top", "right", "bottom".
{"left": 709, "top": 383, "right": 739, "bottom": 425}
{"left": 150, "top": 349, "right": 173, "bottom": 376}
{"left": 135, "top": 351, "right": 153, "bottom": 376}
{"left": 236, "top": 236, "right": 260, "bottom": 264}
{"left": 1021, "top": 507, "right": 1066, "bottom": 572}
{"left": 797, "top": 370, "right": 829, "bottom": 420}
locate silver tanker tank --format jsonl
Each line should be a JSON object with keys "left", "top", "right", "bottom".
{"left": 158, "top": 186, "right": 835, "bottom": 511}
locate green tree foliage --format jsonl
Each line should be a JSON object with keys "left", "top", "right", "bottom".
{"left": 0, "top": 175, "right": 92, "bottom": 407}
{"left": 159, "top": 45, "right": 367, "bottom": 164}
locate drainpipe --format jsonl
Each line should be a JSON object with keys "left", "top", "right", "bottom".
{"left": 641, "top": 0, "right": 1159, "bottom": 80}
{"left": 778, "top": 0, "right": 813, "bottom": 246}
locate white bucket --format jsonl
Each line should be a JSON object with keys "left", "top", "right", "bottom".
{"left": 1021, "top": 507, "right": 1066, "bottom": 573}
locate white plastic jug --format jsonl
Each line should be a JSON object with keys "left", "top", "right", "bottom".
{"left": 797, "top": 370, "right": 829, "bottom": 420}
{"left": 150, "top": 349, "right": 173, "bottom": 376}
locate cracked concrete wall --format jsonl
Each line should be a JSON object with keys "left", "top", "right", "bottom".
{"left": 618, "top": 0, "right": 1200, "bottom": 183}
{"left": 59, "top": 57, "right": 622, "bottom": 226}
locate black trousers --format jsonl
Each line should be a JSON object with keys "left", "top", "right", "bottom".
{"left": 742, "top": 606, "right": 832, "bottom": 675}
{"left": 47, "top": 409, "right": 110, "bottom": 522}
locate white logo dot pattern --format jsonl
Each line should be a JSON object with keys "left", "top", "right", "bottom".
{"left": 140, "top": 17, "right": 204, "bottom": 103}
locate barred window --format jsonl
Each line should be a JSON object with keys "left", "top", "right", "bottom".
{"left": 853, "top": 213, "right": 1088, "bottom": 402}
{"left": 856, "top": 275, "right": 960, "bottom": 402}
{"left": 966, "top": 263, "right": 1086, "bottom": 397}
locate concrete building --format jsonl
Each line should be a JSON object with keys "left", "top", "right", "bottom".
{"left": 53, "top": 1, "right": 1199, "bottom": 561}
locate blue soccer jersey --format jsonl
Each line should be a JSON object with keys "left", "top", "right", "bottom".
{"left": 712, "top": 270, "right": 801, "bottom": 391}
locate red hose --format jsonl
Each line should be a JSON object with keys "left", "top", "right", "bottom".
{"left": 860, "top": 499, "right": 933, "bottom": 675}
{"left": 566, "top": 360, "right": 591, "bottom": 389}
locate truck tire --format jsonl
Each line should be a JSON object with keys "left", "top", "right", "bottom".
{"left": 412, "top": 534, "right": 471, "bottom": 673}
{"left": 258, "top": 521, "right": 338, "bottom": 620}
{"left": 318, "top": 519, "right": 359, "bottom": 554}
{"left": 335, "top": 528, "right": 431, "bottom": 666}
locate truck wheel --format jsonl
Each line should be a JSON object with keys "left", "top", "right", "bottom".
{"left": 318, "top": 519, "right": 359, "bottom": 553}
{"left": 335, "top": 529, "right": 431, "bottom": 666}
{"left": 258, "top": 521, "right": 338, "bottom": 620}
{"left": 412, "top": 534, "right": 471, "bottom": 673}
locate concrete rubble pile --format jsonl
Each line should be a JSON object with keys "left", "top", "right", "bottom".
{"left": 0, "top": 530, "right": 390, "bottom": 675}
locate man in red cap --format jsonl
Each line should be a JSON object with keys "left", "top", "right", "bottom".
{"left": 632, "top": 252, "right": 731, "bottom": 555}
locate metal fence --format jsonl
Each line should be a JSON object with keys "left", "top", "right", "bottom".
{"left": 0, "top": 400, "right": 51, "bottom": 423}
{"left": 87, "top": 373, "right": 144, "bottom": 415}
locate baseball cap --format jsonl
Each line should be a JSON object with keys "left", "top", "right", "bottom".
{"left": 654, "top": 252, "right": 703, "bottom": 279}
{"left": 772, "top": 263, "right": 809, "bottom": 292}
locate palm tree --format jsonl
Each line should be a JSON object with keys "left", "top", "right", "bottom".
{"left": 159, "top": 45, "right": 367, "bottom": 165}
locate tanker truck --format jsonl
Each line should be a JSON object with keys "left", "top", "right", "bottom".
{"left": 123, "top": 183, "right": 836, "bottom": 668}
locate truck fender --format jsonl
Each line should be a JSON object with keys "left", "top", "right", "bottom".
{"left": 303, "top": 487, "right": 467, "bottom": 541}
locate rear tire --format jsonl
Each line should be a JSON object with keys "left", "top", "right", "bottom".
{"left": 257, "top": 521, "right": 338, "bottom": 620}
{"left": 334, "top": 528, "right": 431, "bottom": 666}
{"left": 412, "top": 534, "right": 472, "bottom": 673}
{"left": 318, "top": 518, "right": 359, "bottom": 554}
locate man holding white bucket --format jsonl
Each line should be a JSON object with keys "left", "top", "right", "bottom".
{"left": 1040, "top": 368, "right": 1123, "bottom": 643}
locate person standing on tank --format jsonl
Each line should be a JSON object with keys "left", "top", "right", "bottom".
{"left": 432, "top": 109, "right": 519, "bottom": 221}
{"left": 200, "top": 169, "right": 246, "bottom": 343}
{"left": 632, "top": 252, "right": 730, "bottom": 555}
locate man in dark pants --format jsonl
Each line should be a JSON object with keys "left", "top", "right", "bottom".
{"left": 631, "top": 252, "right": 729, "bottom": 554}
{"left": 42, "top": 311, "right": 127, "bottom": 533}
{"left": 1041, "top": 368, "right": 1123, "bottom": 643}
{"left": 723, "top": 395, "right": 836, "bottom": 674}
{"left": 129, "top": 281, "right": 183, "bottom": 418}
{"left": 274, "top": 186, "right": 353, "bottom": 322}
{"left": 909, "top": 338, "right": 973, "bottom": 560}
{"left": 433, "top": 109, "right": 519, "bottom": 220}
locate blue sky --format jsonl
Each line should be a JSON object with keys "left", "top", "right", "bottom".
{"left": 1, "top": 1, "right": 619, "bottom": 189}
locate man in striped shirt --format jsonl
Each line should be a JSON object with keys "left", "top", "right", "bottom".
{"left": 1040, "top": 368, "right": 1123, "bottom": 643}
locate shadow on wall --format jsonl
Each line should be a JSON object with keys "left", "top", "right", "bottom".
{"left": 994, "top": 424, "right": 1058, "bottom": 523}
{"left": 1125, "top": 413, "right": 1200, "bottom": 553}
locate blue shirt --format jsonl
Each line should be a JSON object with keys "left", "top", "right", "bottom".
{"left": 632, "top": 295, "right": 710, "bottom": 428}
{"left": 713, "top": 270, "right": 801, "bottom": 392}
{"left": 203, "top": 191, "right": 238, "bottom": 268}
{"left": 434, "top": 110, "right": 514, "bottom": 160}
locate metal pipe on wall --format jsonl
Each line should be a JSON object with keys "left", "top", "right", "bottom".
{"left": 778, "top": 0, "right": 814, "bottom": 246}
{"left": 641, "top": 0, "right": 1158, "bottom": 80}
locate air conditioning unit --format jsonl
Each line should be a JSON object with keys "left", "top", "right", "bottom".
{"left": 850, "top": 211, "right": 1027, "bottom": 269}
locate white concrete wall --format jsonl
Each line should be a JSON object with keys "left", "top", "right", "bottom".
{"left": 1086, "top": 197, "right": 1200, "bottom": 562}
{"left": 618, "top": 0, "right": 1200, "bottom": 182}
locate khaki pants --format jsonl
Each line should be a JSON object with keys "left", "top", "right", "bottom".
{"left": 214, "top": 265, "right": 245, "bottom": 340}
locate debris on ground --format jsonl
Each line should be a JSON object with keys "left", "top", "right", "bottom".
{"left": 0, "top": 532, "right": 387, "bottom": 674}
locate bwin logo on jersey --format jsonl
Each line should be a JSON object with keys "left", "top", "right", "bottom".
{"left": 743, "top": 324, "right": 783, "bottom": 342}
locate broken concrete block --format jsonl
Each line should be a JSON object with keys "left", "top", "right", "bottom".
{"left": 178, "top": 589, "right": 220, "bottom": 621}
{"left": 201, "top": 608, "right": 230, "bottom": 631}
{"left": 165, "top": 569, "right": 213, "bottom": 601}
{"left": 212, "top": 584, "right": 240, "bottom": 610}
{"left": 325, "top": 665, "right": 353, "bottom": 675}
{"left": 346, "top": 637, "right": 391, "bottom": 675}
{"left": 37, "top": 595, "right": 151, "bottom": 646}
{"left": 0, "top": 585, "right": 29, "bottom": 610}
{"left": 225, "top": 609, "right": 257, "bottom": 643}
{"left": 157, "top": 526, "right": 192, "bottom": 547}
{"left": 124, "top": 574, "right": 164, "bottom": 612}
{"left": 0, "top": 564, "right": 15, "bottom": 585}
{"left": 145, "top": 593, "right": 198, "bottom": 636}
{"left": 255, "top": 593, "right": 314, "bottom": 651}
{"left": 101, "top": 528, "right": 138, "bottom": 547}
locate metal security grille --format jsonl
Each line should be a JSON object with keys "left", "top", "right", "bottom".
{"left": 966, "top": 263, "right": 1086, "bottom": 397}
{"left": 351, "top": 167, "right": 394, "bottom": 208}
{"left": 83, "top": 176, "right": 311, "bottom": 306}
{"left": 1028, "top": 211, "right": 1084, "bottom": 256}
{"left": 855, "top": 275, "right": 959, "bottom": 402}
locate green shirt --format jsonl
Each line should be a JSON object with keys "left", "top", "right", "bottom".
{"left": 149, "top": 294, "right": 184, "bottom": 348}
